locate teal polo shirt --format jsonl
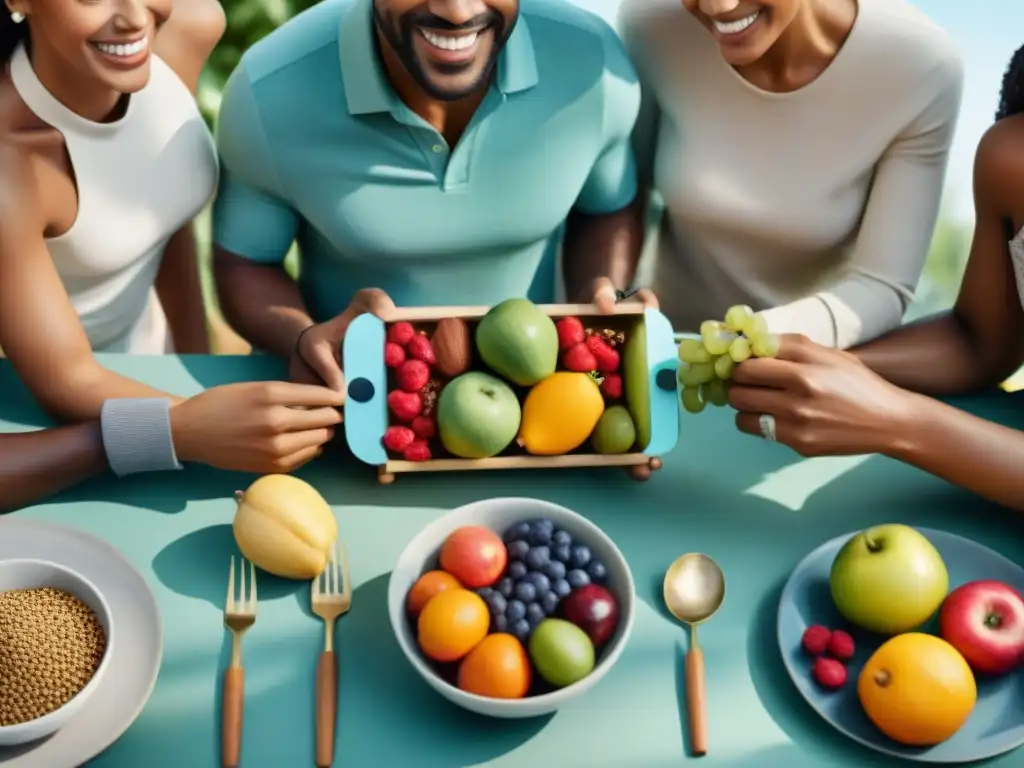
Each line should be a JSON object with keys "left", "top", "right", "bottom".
{"left": 212, "top": 0, "right": 640, "bottom": 320}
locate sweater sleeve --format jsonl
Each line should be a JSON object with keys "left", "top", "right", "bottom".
{"left": 618, "top": 4, "right": 661, "bottom": 192}
{"left": 761, "top": 48, "right": 965, "bottom": 349}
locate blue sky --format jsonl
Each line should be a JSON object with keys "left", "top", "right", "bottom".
{"left": 576, "top": 0, "right": 1022, "bottom": 225}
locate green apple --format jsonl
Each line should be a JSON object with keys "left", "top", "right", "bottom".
{"left": 829, "top": 524, "right": 948, "bottom": 635}
{"left": 528, "top": 619, "right": 595, "bottom": 688}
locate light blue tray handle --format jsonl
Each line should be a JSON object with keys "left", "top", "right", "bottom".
{"left": 644, "top": 307, "right": 680, "bottom": 456}
{"left": 342, "top": 313, "right": 388, "bottom": 465}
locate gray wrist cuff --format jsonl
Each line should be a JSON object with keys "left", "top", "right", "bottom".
{"left": 100, "top": 398, "right": 183, "bottom": 477}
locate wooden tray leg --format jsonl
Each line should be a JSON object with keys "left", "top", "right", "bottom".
{"left": 626, "top": 456, "right": 662, "bottom": 482}
{"left": 377, "top": 466, "right": 396, "bottom": 485}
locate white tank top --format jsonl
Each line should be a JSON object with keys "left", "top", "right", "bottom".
{"left": 9, "top": 42, "right": 218, "bottom": 353}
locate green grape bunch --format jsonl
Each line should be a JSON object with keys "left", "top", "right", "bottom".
{"left": 676, "top": 305, "right": 780, "bottom": 414}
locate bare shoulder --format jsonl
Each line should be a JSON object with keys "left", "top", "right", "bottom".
{"left": 975, "top": 116, "right": 1024, "bottom": 214}
{"left": 154, "top": 0, "right": 227, "bottom": 91}
{"left": 0, "top": 78, "right": 54, "bottom": 235}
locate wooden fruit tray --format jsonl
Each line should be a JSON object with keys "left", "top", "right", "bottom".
{"left": 341, "top": 303, "right": 680, "bottom": 483}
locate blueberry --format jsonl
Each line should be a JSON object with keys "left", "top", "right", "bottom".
{"left": 523, "top": 571, "right": 551, "bottom": 595}
{"left": 506, "top": 539, "right": 530, "bottom": 561}
{"left": 536, "top": 518, "right": 555, "bottom": 531}
{"left": 508, "top": 561, "right": 528, "bottom": 580}
{"left": 528, "top": 524, "right": 552, "bottom": 546}
{"left": 514, "top": 581, "right": 537, "bottom": 603}
{"left": 553, "top": 578, "right": 572, "bottom": 598}
{"left": 504, "top": 521, "right": 531, "bottom": 543}
{"left": 543, "top": 560, "right": 566, "bottom": 581}
{"left": 497, "top": 577, "right": 514, "bottom": 598}
{"left": 511, "top": 618, "right": 531, "bottom": 642}
{"left": 492, "top": 614, "right": 509, "bottom": 633}
{"left": 567, "top": 569, "right": 591, "bottom": 589}
{"left": 541, "top": 590, "right": 560, "bottom": 615}
{"left": 475, "top": 587, "right": 493, "bottom": 599}
{"left": 525, "top": 546, "right": 550, "bottom": 570}
{"left": 486, "top": 591, "right": 507, "bottom": 616}
{"left": 553, "top": 544, "right": 572, "bottom": 563}
{"left": 586, "top": 560, "right": 608, "bottom": 583}
{"left": 526, "top": 602, "right": 546, "bottom": 628}
{"left": 552, "top": 529, "right": 573, "bottom": 547}
{"left": 506, "top": 599, "right": 526, "bottom": 622}
{"left": 569, "top": 545, "right": 592, "bottom": 569}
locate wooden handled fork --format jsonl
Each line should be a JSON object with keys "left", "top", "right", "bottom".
{"left": 311, "top": 541, "right": 351, "bottom": 767}
{"left": 222, "top": 556, "right": 257, "bottom": 768}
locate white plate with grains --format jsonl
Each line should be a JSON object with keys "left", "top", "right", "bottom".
{"left": 0, "top": 519, "right": 162, "bottom": 768}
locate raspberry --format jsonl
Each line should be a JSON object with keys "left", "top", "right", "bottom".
{"left": 600, "top": 373, "right": 623, "bottom": 400}
{"left": 403, "top": 439, "right": 432, "bottom": 462}
{"left": 387, "top": 322, "right": 416, "bottom": 347}
{"left": 556, "top": 317, "right": 586, "bottom": 350}
{"left": 396, "top": 359, "right": 431, "bottom": 393}
{"left": 827, "top": 630, "right": 855, "bottom": 661}
{"left": 382, "top": 426, "right": 416, "bottom": 453}
{"left": 801, "top": 625, "right": 831, "bottom": 656}
{"left": 587, "top": 337, "right": 621, "bottom": 373}
{"left": 811, "top": 657, "right": 847, "bottom": 690}
{"left": 561, "top": 342, "right": 597, "bottom": 373}
{"left": 406, "top": 335, "right": 435, "bottom": 364}
{"left": 387, "top": 390, "right": 422, "bottom": 423}
{"left": 411, "top": 415, "right": 436, "bottom": 440}
{"left": 384, "top": 342, "right": 406, "bottom": 368}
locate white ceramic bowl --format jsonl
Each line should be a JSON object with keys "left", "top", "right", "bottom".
{"left": 0, "top": 559, "right": 115, "bottom": 746}
{"left": 388, "top": 497, "right": 635, "bottom": 718}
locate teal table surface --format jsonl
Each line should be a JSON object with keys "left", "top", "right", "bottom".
{"left": 2, "top": 355, "right": 1023, "bottom": 768}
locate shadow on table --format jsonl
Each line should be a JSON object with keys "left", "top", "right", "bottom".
{"left": 151, "top": 523, "right": 305, "bottom": 607}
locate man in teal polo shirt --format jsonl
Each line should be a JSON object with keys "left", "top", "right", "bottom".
{"left": 212, "top": 0, "right": 646, "bottom": 390}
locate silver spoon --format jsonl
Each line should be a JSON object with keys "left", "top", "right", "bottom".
{"left": 663, "top": 553, "right": 726, "bottom": 757}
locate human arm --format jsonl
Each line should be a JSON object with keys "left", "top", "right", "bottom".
{"left": 210, "top": 64, "right": 311, "bottom": 358}
{"left": 153, "top": 0, "right": 226, "bottom": 93}
{"left": 562, "top": 20, "right": 645, "bottom": 304}
{"left": 155, "top": 222, "right": 210, "bottom": 353}
{"left": 0, "top": 151, "right": 180, "bottom": 422}
{"left": 759, "top": 50, "right": 965, "bottom": 349}
{"left": 0, "top": 423, "right": 107, "bottom": 513}
{"left": 852, "top": 117, "right": 1024, "bottom": 393}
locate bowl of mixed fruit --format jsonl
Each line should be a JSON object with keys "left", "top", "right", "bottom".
{"left": 388, "top": 497, "right": 635, "bottom": 718}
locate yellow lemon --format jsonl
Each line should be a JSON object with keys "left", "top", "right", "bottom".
{"left": 518, "top": 372, "right": 605, "bottom": 455}
{"left": 858, "top": 633, "right": 976, "bottom": 746}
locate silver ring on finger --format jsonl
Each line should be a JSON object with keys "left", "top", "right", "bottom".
{"left": 758, "top": 413, "right": 777, "bottom": 442}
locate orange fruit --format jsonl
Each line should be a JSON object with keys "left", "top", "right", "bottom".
{"left": 439, "top": 526, "right": 507, "bottom": 588}
{"left": 858, "top": 633, "right": 976, "bottom": 746}
{"left": 417, "top": 588, "right": 490, "bottom": 662}
{"left": 458, "top": 633, "right": 532, "bottom": 699}
{"left": 407, "top": 570, "right": 461, "bottom": 617}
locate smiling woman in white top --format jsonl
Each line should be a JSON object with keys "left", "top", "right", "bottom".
{"left": 617, "top": 0, "right": 964, "bottom": 348}
{"left": 0, "top": 0, "right": 222, "bottom": 421}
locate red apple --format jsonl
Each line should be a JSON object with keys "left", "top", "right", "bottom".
{"left": 939, "top": 580, "right": 1024, "bottom": 675}
{"left": 560, "top": 584, "right": 620, "bottom": 647}
{"left": 438, "top": 526, "right": 507, "bottom": 588}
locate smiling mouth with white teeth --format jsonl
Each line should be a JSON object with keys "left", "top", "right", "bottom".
{"left": 418, "top": 27, "right": 483, "bottom": 52}
{"left": 90, "top": 35, "right": 149, "bottom": 60}
{"left": 711, "top": 10, "right": 761, "bottom": 37}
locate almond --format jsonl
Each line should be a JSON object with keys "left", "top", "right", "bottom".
{"left": 431, "top": 317, "right": 471, "bottom": 378}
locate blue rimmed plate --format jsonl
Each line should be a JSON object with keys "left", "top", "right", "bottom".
{"left": 778, "top": 527, "right": 1024, "bottom": 763}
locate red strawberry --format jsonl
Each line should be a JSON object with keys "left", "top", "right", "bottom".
{"left": 396, "top": 359, "right": 430, "bottom": 393}
{"left": 827, "top": 630, "right": 855, "bottom": 661}
{"left": 555, "top": 317, "right": 586, "bottom": 350}
{"left": 562, "top": 342, "right": 597, "bottom": 372}
{"left": 403, "top": 440, "right": 432, "bottom": 462}
{"left": 801, "top": 625, "right": 832, "bottom": 656}
{"left": 811, "top": 657, "right": 847, "bottom": 690}
{"left": 382, "top": 426, "right": 416, "bottom": 453}
{"left": 406, "top": 335, "right": 435, "bottom": 365}
{"left": 411, "top": 416, "right": 436, "bottom": 440}
{"left": 600, "top": 373, "right": 623, "bottom": 400}
{"left": 587, "top": 337, "right": 621, "bottom": 373}
{"left": 384, "top": 342, "right": 406, "bottom": 368}
{"left": 387, "top": 390, "right": 422, "bottom": 423}
{"left": 387, "top": 322, "right": 416, "bottom": 347}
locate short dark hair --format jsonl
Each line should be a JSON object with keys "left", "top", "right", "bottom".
{"left": 997, "top": 45, "right": 1024, "bottom": 121}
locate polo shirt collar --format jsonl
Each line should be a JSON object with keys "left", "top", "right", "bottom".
{"left": 338, "top": 0, "right": 538, "bottom": 116}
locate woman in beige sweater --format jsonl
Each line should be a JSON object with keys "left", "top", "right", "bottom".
{"left": 728, "top": 43, "right": 1024, "bottom": 512}
{"left": 618, "top": 0, "right": 964, "bottom": 348}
